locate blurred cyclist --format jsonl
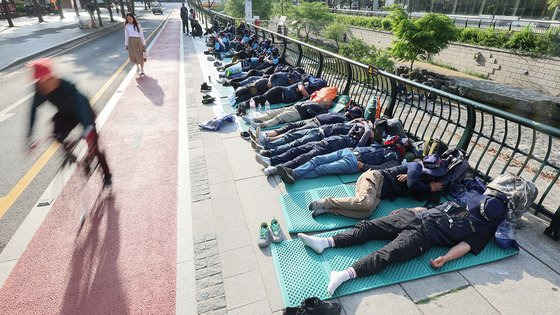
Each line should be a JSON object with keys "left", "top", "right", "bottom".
{"left": 27, "top": 58, "right": 113, "bottom": 187}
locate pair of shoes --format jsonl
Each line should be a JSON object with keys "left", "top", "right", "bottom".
{"left": 207, "top": 56, "right": 215, "bottom": 61}
{"left": 250, "top": 139, "right": 264, "bottom": 151}
{"left": 140, "top": 71, "right": 145, "bottom": 76}
{"left": 283, "top": 297, "right": 341, "bottom": 315}
{"left": 255, "top": 154, "right": 271, "bottom": 167}
{"left": 258, "top": 217, "right": 285, "bottom": 248}
{"left": 200, "top": 82, "right": 211, "bottom": 92}
{"left": 263, "top": 166, "right": 277, "bottom": 176}
{"left": 203, "top": 95, "right": 213, "bottom": 100}
{"left": 240, "top": 131, "right": 250, "bottom": 140}
{"left": 277, "top": 165, "right": 296, "bottom": 184}
{"left": 217, "top": 78, "right": 227, "bottom": 84}
{"left": 213, "top": 61, "right": 222, "bottom": 67}
{"left": 260, "top": 149, "right": 271, "bottom": 157}
{"left": 202, "top": 97, "right": 215, "bottom": 104}
{"left": 203, "top": 51, "right": 211, "bottom": 55}
{"left": 222, "top": 80, "right": 230, "bottom": 87}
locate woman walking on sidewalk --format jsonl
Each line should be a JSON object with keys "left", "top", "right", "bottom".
{"left": 124, "top": 13, "right": 147, "bottom": 76}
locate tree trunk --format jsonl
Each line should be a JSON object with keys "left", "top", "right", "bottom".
{"left": 119, "top": 0, "right": 125, "bottom": 18}
{"left": 107, "top": 0, "right": 114, "bottom": 22}
{"left": 410, "top": 59, "right": 414, "bottom": 70}
{"left": 2, "top": 0, "right": 14, "bottom": 27}
{"left": 32, "top": 0, "right": 44, "bottom": 23}
{"left": 131, "top": 0, "right": 135, "bottom": 14}
{"left": 95, "top": 2, "right": 103, "bottom": 26}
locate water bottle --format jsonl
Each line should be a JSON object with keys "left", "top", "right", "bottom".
{"left": 265, "top": 101, "right": 271, "bottom": 111}
{"left": 250, "top": 98, "right": 256, "bottom": 111}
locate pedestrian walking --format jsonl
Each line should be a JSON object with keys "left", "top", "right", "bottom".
{"left": 124, "top": 13, "right": 147, "bottom": 76}
{"left": 86, "top": 1, "right": 96, "bottom": 27}
{"left": 180, "top": 3, "right": 189, "bottom": 35}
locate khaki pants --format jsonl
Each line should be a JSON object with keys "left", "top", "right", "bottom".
{"left": 252, "top": 107, "right": 301, "bottom": 128}
{"left": 323, "top": 170, "right": 383, "bottom": 219}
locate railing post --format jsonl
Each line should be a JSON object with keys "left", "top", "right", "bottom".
{"left": 343, "top": 61, "right": 352, "bottom": 95}
{"left": 280, "top": 38, "right": 287, "bottom": 64}
{"left": 457, "top": 106, "right": 476, "bottom": 152}
{"left": 383, "top": 78, "right": 398, "bottom": 117}
{"left": 296, "top": 43, "right": 303, "bottom": 67}
{"left": 317, "top": 52, "right": 324, "bottom": 78}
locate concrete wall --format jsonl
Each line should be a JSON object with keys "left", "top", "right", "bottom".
{"left": 349, "top": 26, "right": 560, "bottom": 97}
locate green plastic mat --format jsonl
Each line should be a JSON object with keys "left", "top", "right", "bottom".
{"left": 338, "top": 173, "right": 362, "bottom": 184}
{"left": 281, "top": 184, "right": 427, "bottom": 232}
{"left": 284, "top": 175, "right": 345, "bottom": 194}
{"left": 271, "top": 232, "right": 519, "bottom": 307}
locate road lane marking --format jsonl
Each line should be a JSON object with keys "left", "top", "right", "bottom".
{"left": 0, "top": 93, "right": 33, "bottom": 123}
{"left": 0, "top": 19, "right": 165, "bottom": 220}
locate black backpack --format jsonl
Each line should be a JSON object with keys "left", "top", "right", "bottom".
{"left": 440, "top": 148, "right": 470, "bottom": 188}
{"left": 372, "top": 117, "right": 388, "bottom": 143}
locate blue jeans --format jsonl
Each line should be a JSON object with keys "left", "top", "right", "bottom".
{"left": 266, "top": 129, "right": 324, "bottom": 155}
{"left": 294, "top": 148, "right": 359, "bottom": 180}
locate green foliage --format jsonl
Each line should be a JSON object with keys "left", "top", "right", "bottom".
{"left": 505, "top": 26, "right": 539, "bottom": 52}
{"left": 382, "top": 4, "right": 408, "bottom": 31}
{"left": 225, "top": 0, "right": 272, "bottom": 20}
{"left": 271, "top": 0, "right": 294, "bottom": 18}
{"left": 288, "top": 1, "right": 333, "bottom": 40}
{"left": 464, "top": 69, "right": 488, "bottom": 79}
{"left": 339, "top": 38, "right": 395, "bottom": 72}
{"left": 333, "top": 14, "right": 383, "bottom": 29}
{"left": 324, "top": 21, "right": 349, "bottom": 47}
{"left": 548, "top": 0, "right": 560, "bottom": 9}
{"left": 390, "top": 13, "right": 458, "bottom": 69}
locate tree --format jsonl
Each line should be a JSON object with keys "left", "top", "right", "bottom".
{"left": 549, "top": 0, "right": 560, "bottom": 8}
{"left": 271, "top": 0, "right": 294, "bottom": 18}
{"left": 225, "top": 0, "right": 273, "bottom": 20}
{"left": 32, "top": 0, "right": 44, "bottom": 23}
{"left": 1, "top": 0, "right": 14, "bottom": 27}
{"left": 324, "top": 21, "right": 349, "bottom": 48}
{"left": 288, "top": 0, "right": 333, "bottom": 40}
{"left": 390, "top": 13, "right": 457, "bottom": 69}
{"left": 339, "top": 38, "right": 394, "bottom": 72}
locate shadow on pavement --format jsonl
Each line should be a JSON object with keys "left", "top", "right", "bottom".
{"left": 136, "top": 76, "right": 165, "bottom": 106}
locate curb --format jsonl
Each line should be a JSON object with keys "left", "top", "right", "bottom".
{"left": 0, "top": 21, "right": 123, "bottom": 72}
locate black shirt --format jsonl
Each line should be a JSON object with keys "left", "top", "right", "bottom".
{"left": 293, "top": 101, "right": 329, "bottom": 120}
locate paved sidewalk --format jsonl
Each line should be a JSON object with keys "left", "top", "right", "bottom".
{"left": 0, "top": 8, "right": 126, "bottom": 71}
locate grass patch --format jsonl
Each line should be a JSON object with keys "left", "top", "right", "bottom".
{"left": 464, "top": 69, "right": 488, "bottom": 79}
{"left": 416, "top": 285, "right": 470, "bottom": 304}
{"left": 427, "top": 60, "right": 458, "bottom": 71}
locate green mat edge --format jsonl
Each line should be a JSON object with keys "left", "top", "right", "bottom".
{"left": 271, "top": 236, "right": 519, "bottom": 307}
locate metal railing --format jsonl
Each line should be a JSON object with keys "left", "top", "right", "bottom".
{"left": 189, "top": 2, "right": 560, "bottom": 239}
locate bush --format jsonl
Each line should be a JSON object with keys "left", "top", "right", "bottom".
{"left": 334, "top": 14, "right": 383, "bottom": 30}
{"left": 325, "top": 21, "right": 350, "bottom": 47}
{"left": 505, "top": 26, "right": 539, "bottom": 53}
{"left": 339, "top": 38, "right": 394, "bottom": 72}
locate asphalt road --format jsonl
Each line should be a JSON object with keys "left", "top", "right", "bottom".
{"left": 0, "top": 6, "right": 172, "bottom": 253}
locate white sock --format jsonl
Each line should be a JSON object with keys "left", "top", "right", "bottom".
{"left": 328, "top": 268, "right": 356, "bottom": 296}
{"left": 298, "top": 233, "right": 332, "bottom": 254}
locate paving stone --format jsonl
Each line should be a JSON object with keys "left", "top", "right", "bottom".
{"left": 195, "top": 268, "right": 209, "bottom": 280}
{"left": 206, "top": 240, "right": 217, "bottom": 248}
{"left": 196, "top": 284, "right": 225, "bottom": 301}
{"left": 227, "top": 299, "right": 272, "bottom": 315}
{"left": 194, "top": 243, "right": 206, "bottom": 253}
{"left": 194, "top": 250, "right": 207, "bottom": 260}
{"left": 193, "top": 235, "right": 206, "bottom": 244}
{"left": 196, "top": 278, "right": 210, "bottom": 291}
{"left": 206, "top": 245, "right": 219, "bottom": 257}
{"left": 205, "top": 234, "right": 217, "bottom": 241}
{"left": 207, "top": 263, "right": 221, "bottom": 276}
{"left": 210, "top": 296, "right": 227, "bottom": 311}
{"left": 210, "top": 308, "right": 227, "bottom": 315}
{"left": 338, "top": 284, "right": 421, "bottom": 315}
{"left": 400, "top": 271, "right": 469, "bottom": 303}
{"left": 219, "top": 245, "right": 258, "bottom": 278}
{"left": 208, "top": 274, "right": 223, "bottom": 286}
{"left": 192, "top": 215, "right": 215, "bottom": 236}
{"left": 191, "top": 199, "right": 212, "bottom": 219}
{"left": 418, "top": 286, "right": 498, "bottom": 314}
{"left": 216, "top": 225, "right": 251, "bottom": 253}
{"left": 223, "top": 270, "right": 267, "bottom": 310}
{"left": 194, "top": 259, "right": 207, "bottom": 270}
{"left": 206, "top": 254, "right": 221, "bottom": 266}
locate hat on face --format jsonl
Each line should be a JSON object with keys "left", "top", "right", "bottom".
{"left": 467, "top": 194, "right": 508, "bottom": 222}
{"left": 421, "top": 154, "right": 446, "bottom": 177}
{"left": 28, "top": 58, "right": 53, "bottom": 82}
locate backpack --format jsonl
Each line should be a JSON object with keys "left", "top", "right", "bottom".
{"left": 439, "top": 149, "right": 470, "bottom": 188}
{"left": 485, "top": 174, "right": 539, "bottom": 226}
{"left": 386, "top": 118, "right": 407, "bottom": 139}
{"left": 422, "top": 138, "right": 448, "bottom": 157}
{"left": 372, "top": 117, "right": 388, "bottom": 143}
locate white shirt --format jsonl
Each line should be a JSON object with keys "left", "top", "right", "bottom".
{"left": 124, "top": 23, "right": 146, "bottom": 46}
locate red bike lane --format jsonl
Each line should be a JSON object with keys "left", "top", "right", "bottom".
{"left": 0, "top": 17, "right": 182, "bottom": 314}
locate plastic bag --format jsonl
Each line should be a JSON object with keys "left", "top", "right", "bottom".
{"left": 495, "top": 220, "right": 519, "bottom": 250}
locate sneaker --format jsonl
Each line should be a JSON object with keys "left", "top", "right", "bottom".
{"left": 217, "top": 78, "right": 227, "bottom": 84}
{"left": 140, "top": 71, "right": 145, "bottom": 76}
{"left": 200, "top": 82, "right": 212, "bottom": 92}
{"left": 251, "top": 139, "right": 264, "bottom": 151}
{"left": 240, "top": 131, "right": 250, "bottom": 140}
{"left": 213, "top": 61, "right": 222, "bottom": 67}
{"left": 203, "top": 95, "right": 213, "bottom": 99}
{"left": 202, "top": 97, "right": 215, "bottom": 104}
{"left": 270, "top": 217, "right": 285, "bottom": 243}
{"left": 260, "top": 149, "right": 272, "bottom": 157}
{"left": 258, "top": 222, "right": 271, "bottom": 248}
{"left": 250, "top": 121, "right": 262, "bottom": 129}
{"left": 207, "top": 56, "right": 215, "bottom": 61}
{"left": 248, "top": 128, "right": 257, "bottom": 141}
{"left": 222, "top": 80, "right": 230, "bottom": 87}
{"left": 263, "top": 166, "right": 277, "bottom": 176}
{"left": 255, "top": 154, "right": 271, "bottom": 167}
{"left": 300, "top": 297, "right": 341, "bottom": 315}
{"left": 227, "top": 94, "right": 236, "bottom": 106}
{"left": 103, "top": 174, "right": 113, "bottom": 188}
{"left": 277, "top": 165, "right": 296, "bottom": 184}
{"left": 241, "top": 115, "right": 253, "bottom": 124}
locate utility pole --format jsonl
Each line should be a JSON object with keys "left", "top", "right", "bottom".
{"left": 32, "top": 0, "right": 44, "bottom": 23}
{"left": 1, "top": 0, "right": 14, "bottom": 27}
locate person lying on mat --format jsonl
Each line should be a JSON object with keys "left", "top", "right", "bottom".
{"left": 297, "top": 192, "right": 509, "bottom": 296}
{"left": 302, "top": 154, "right": 447, "bottom": 219}
{"left": 253, "top": 119, "right": 373, "bottom": 157}
{"left": 250, "top": 105, "right": 363, "bottom": 143}
{"left": 242, "top": 79, "right": 329, "bottom": 114}
{"left": 242, "top": 100, "right": 332, "bottom": 129}
{"left": 229, "top": 71, "right": 306, "bottom": 105}
{"left": 205, "top": 34, "right": 227, "bottom": 56}
{"left": 272, "top": 137, "right": 408, "bottom": 183}
{"left": 255, "top": 132, "right": 375, "bottom": 171}
{"left": 226, "top": 66, "right": 306, "bottom": 89}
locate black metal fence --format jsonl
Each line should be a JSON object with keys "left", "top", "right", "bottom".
{"left": 189, "top": 2, "right": 560, "bottom": 239}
